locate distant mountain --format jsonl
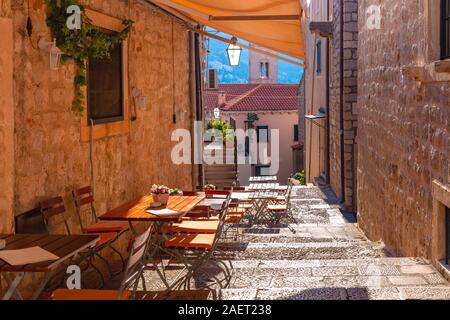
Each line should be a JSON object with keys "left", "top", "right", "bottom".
{"left": 206, "top": 34, "right": 304, "bottom": 84}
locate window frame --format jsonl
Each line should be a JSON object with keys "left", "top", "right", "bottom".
{"left": 87, "top": 39, "right": 125, "bottom": 125}
{"left": 80, "top": 9, "right": 130, "bottom": 142}
{"left": 441, "top": 0, "right": 450, "bottom": 59}
{"left": 256, "top": 125, "right": 269, "bottom": 143}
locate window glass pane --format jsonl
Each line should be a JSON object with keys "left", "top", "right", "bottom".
{"left": 294, "top": 124, "right": 299, "bottom": 142}
{"left": 257, "top": 126, "right": 269, "bottom": 143}
{"left": 88, "top": 41, "right": 123, "bottom": 124}
{"left": 316, "top": 40, "right": 322, "bottom": 74}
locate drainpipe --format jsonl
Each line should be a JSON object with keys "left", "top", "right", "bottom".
{"left": 194, "top": 31, "right": 205, "bottom": 187}
{"left": 339, "top": 0, "right": 346, "bottom": 202}
{"left": 189, "top": 31, "right": 197, "bottom": 190}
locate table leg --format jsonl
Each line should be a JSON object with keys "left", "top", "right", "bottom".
{"left": 31, "top": 272, "right": 54, "bottom": 300}
{"left": 2, "top": 272, "right": 25, "bottom": 300}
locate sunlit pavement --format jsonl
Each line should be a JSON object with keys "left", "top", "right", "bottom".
{"left": 133, "top": 186, "right": 450, "bottom": 300}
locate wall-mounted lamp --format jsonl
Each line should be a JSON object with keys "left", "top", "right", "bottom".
{"left": 38, "top": 38, "right": 62, "bottom": 71}
{"left": 213, "top": 107, "right": 221, "bottom": 119}
{"left": 132, "top": 87, "right": 148, "bottom": 111}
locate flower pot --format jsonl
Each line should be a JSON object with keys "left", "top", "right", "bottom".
{"left": 152, "top": 193, "right": 170, "bottom": 205}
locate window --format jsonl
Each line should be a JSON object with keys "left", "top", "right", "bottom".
{"left": 80, "top": 9, "right": 130, "bottom": 142}
{"left": 294, "top": 124, "right": 299, "bottom": 142}
{"left": 442, "top": 0, "right": 450, "bottom": 59}
{"left": 257, "top": 126, "right": 269, "bottom": 143}
{"left": 316, "top": 40, "right": 322, "bottom": 75}
{"left": 260, "top": 62, "right": 269, "bottom": 79}
{"left": 255, "top": 165, "right": 271, "bottom": 177}
{"left": 87, "top": 35, "right": 124, "bottom": 125}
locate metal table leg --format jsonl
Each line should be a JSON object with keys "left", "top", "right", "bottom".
{"left": 2, "top": 272, "right": 25, "bottom": 300}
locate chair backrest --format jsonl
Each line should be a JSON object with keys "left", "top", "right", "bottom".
{"left": 213, "top": 188, "right": 233, "bottom": 243}
{"left": 205, "top": 190, "right": 230, "bottom": 199}
{"left": 15, "top": 207, "right": 47, "bottom": 234}
{"left": 40, "top": 196, "right": 71, "bottom": 235}
{"left": 285, "top": 183, "right": 294, "bottom": 210}
{"left": 119, "top": 226, "right": 153, "bottom": 299}
{"left": 224, "top": 186, "right": 245, "bottom": 191}
{"left": 72, "top": 186, "right": 98, "bottom": 231}
{"left": 181, "top": 191, "right": 198, "bottom": 196}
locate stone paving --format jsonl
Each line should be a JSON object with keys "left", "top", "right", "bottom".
{"left": 140, "top": 185, "right": 450, "bottom": 300}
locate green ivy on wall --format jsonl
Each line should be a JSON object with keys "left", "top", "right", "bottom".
{"left": 44, "top": 0, "right": 133, "bottom": 116}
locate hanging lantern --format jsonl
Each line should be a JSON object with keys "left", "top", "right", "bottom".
{"left": 39, "top": 38, "right": 62, "bottom": 71}
{"left": 213, "top": 107, "right": 221, "bottom": 119}
{"left": 49, "top": 39, "right": 63, "bottom": 71}
{"left": 226, "top": 36, "right": 242, "bottom": 66}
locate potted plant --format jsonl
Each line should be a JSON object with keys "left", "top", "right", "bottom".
{"left": 170, "top": 188, "right": 183, "bottom": 196}
{"left": 151, "top": 184, "right": 170, "bottom": 205}
{"left": 204, "top": 184, "right": 217, "bottom": 191}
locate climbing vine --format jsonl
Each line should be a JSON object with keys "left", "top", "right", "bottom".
{"left": 44, "top": 0, "right": 133, "bottom": 116}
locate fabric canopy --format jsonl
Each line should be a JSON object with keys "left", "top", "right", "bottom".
{"left": 152, "top": 0, "right": 305, "bottom": 61}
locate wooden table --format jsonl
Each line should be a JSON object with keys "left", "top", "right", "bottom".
{"left": 0, "top": 234, "right": 99, "bottom": 300}
{"left": 249, "top": 176, "right": 278, "bottom": 183}
{"left": 99, "top": 195, "right": 205, "bottom": 290}
{"left": 99, "top": 195, "right": 205, "bottom": 224}
{"left": 247, "top": 183, "right": 280, "bottom": 191}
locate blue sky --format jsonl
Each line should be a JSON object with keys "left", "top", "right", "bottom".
{"left": 206, "top": 30, "right": 304, "bottom": 84}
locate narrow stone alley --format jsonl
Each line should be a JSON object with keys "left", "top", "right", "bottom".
{"left": 142, "top": 186, "right": 450, "bottom": 300}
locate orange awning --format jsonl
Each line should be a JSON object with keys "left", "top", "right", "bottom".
{"left": 152, "top": 0, "right": 305, "bottom": 61}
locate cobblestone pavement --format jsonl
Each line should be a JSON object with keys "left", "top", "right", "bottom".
{"left": 139, "top": 186, "right": 450, "bottom": 300}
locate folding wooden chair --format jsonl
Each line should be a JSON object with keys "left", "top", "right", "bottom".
{"left": 267, "top": 183, "right": 297, "bottom": 233}
{"left": 163, "top": 194, "right": 234, "bottom": 290}
{"left": 72, "top": 186, "right": 130, "bottom": 276}
{"left": 51, "top": 226, "right": 152, "bottom": 300}
{"left": 40, "top": 197, "right": 118, "bottom": 288}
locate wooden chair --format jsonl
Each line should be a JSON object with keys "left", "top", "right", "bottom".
{"left": 163, "top": 194, "right": 234, "bottom": 290}
{"left": 52, "top": 226, "right": 153, "bottom": 300}
{"left": 267, "top": 183, "right": 297, "bottom": 233}
{"left": 72, "top": 186, "right": 130, "bottom": 275}
{"left": 40, "top": 196, "right": 118, "bottom": 288}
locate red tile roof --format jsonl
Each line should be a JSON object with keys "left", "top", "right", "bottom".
{"left": 204, "top": 84, "right": 299, "bottom": 113}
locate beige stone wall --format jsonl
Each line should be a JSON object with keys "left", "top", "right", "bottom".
{"left": 0, "top": 0, "right": 14, "bottom": 233}
{"left": 11, "top": 0, "right": 193, "bottom": 225}
{"left": 302, "top": 0, "right": 328, "bottom": 183}
{"left": 1, "top": 0, "right": 195, "bottom": 296}
{"left": 357, "top": 0, "right": 450, "bottom": 258}
{"left": 329, "top": 0, "right": 358, "bottom": 211}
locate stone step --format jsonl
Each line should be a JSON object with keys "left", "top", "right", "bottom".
{"left": 220, "top": 241, "right": 385, "bottom": 260}
{"left": 216, "top": 286, "right": 450, "bottom": 300}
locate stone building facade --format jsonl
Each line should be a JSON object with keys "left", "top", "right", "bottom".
{"left": 0, "top": 0, "right": 200, "bottom": 293}
{"left": 357, "top": 0, "right": 450, "bottom": 266}
{"left": 248, "top": 44, "right": 279, "bottom": 84}
{"left": 329, "top": 0, "right": 359, "bottom": 211}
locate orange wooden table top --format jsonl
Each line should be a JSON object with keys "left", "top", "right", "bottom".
{"left": 98, "top": 195, "right": 205, "bottom": 222}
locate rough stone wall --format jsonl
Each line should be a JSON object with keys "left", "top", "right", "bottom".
{"left": 0, "top": 0, "right": 14, "bottom": 233}
{"left": 330, "top": 0, "right": 358, "bottom": 211}
{"left": 2, "top": 0, "right": 194, "bottom": 296}
{"left": 357, "top": 0, "right": 450, "bottom": 258}
{"left": 12, "top": 0, "right": 192, "bottom": 221}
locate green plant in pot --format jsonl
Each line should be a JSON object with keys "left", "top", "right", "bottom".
{"left": 151, "top": 185, "right": 170, "bottom": 205}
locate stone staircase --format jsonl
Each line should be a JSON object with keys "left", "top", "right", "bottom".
{"left": 141, "top": 185, "right": 450, "bottom": 300}
{"left": 203, "top": 142, "right": 238, "bottom": 188}
{"left": 204, "top": 164, "right": 238, "bottom": 189}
